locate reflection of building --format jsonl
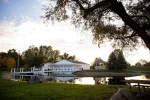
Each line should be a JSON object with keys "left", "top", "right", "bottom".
{"left": 94, "top": 58, "right": 106, "bottom": 69}
{"left": 41, "top": 60, "right": 90, "bottom": 75}
{"left": 94, "top": 77, "right": 108, "bottom": 84}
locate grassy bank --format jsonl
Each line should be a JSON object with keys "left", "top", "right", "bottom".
{"left": 0, "top": 71, "right": 128, "bottom": 100}
{"left": 87, "top": 66, "right": 150, "bottom": 73}
{"left": 126, "top": 66, "right": 150, "bottom": 73}
{"left": 86, "top": 69, "right": 134, "bottom": 73}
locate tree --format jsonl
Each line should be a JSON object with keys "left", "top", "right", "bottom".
{"left": 49, "top": 50, "right": 60, "bottom": 62}
{"left": 107, "top": 49, "right": 127, "bottom": 70}
{"left": 59, "top": 53, "right": 77, "bottom": 61}
{"left": 22, "top": 45, "right": 38, "bottom": 67}
{"left": 0, "top": 56, "right": 8, "bottom": 68}
{"left": 7, "top": 57, "right": 16, "bottom": 70}
{"left": 43, "top": 0, "right": 150, "bottom": 50}
{"left": 107, "top": 51, "right": 117, "bottom": 70}
{"left": 22, "top": 45, "right": 60, "bottom": 67}
{"left": 117, "top": 50, "right": 127, "bottom": 70}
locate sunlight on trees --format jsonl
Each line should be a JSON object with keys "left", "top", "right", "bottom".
{"left": 7, "top": 57, "right": 16, "bottom": 70}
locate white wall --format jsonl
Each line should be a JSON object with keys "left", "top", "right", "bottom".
{"left": 95, "top": 66, "right": 106, "bottom": 69}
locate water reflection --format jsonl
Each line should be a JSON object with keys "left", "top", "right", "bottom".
{"left": 125, "top": 75, "right": 150, "bottom": 86}
{"left": 13, "top": 75, "right": 150, "bottom": 85}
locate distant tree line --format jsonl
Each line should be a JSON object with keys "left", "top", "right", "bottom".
{"left": 0, "top": 45, "right": 77, "bottom": 70}
{"left": 135, "top": 59, "right": 150, "bottom": 67}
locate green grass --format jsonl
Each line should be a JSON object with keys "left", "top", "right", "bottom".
{"left": 126, "top": 66, "right": 150, "bottom": 72}
{"left": 86, "top": 69, "right": 135, "bottom": 73}
{"left": 0, "top": 71, "right": 128, "bottom": 100}
{"left": 87, "top": 66, "right": 150, "bottom": 73}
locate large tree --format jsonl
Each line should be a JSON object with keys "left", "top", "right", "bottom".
{"left": 107, "top": 49, "right": 127, "bottom": 70}
{"left": 43, "top": 0, "right": 150, "bottom": 50}
{"left": 107, "top": 51, "right": 117, "bottom": 70}
{"left": 117, "top": 50, "right": 127, "bottom": 70}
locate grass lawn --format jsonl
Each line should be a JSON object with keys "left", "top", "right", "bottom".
{"left": 126, "top": 66, "right": 150, "bottom": 72}
{"left": 86, "top": 69, "right": 134, "bottom": 73}
{"left": 0, "top": 71, "right": 128, "bottom": 100}
{"left": 87, "top": 66, "right": 150, "bottom": 73}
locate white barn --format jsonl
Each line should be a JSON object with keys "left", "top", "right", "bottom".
{"left": 40, "top": 60, "right": 90, "bottom": 75}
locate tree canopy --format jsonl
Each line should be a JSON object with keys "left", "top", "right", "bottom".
{"left": 43, "top": 0, "right": 150, "bottom": 50}
{"left": 59, "top": 52, "right": 77, "bottom": 61}
{"left": 0, "top": 45, "right": 78, "bottom": 69}
{"left": 107, "top": 49, "right": 127, "bottom": 70}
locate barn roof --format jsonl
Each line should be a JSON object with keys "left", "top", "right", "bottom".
{"left": 67, "top": 60, "right": 88, "bottom": 64}
{"left": 95, "top": 58, "right": 105, "bottom": 63}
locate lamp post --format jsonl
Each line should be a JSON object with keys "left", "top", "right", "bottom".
{"left": 17, "top": 50, "right": 20, "bottom": 69}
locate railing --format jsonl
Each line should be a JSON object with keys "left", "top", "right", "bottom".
{"left": 11, "top": 67, "right": 39, "bottom": 73}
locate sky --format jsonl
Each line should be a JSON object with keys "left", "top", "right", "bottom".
{"left": 0, "top": 0, "right": 150, "bottom": 65}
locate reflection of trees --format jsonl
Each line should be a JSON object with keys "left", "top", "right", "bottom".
{"left": 108, "top": 76, "right": 125, "bottom": 85}
{"left": 145, "top": 74, "right": 150, "bottom": 79}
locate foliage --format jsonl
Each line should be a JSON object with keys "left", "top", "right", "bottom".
{"left": 107, "top": 49, "right": 127, "bottom": 70}
{"left": 59, "top": 52, "right": 77, "bottom": 61}
{"left": 22, "top": 45, "right": 60, "bottom": 67}
{"left": 0, "top": 46, "right": 78, "bottom": 68}
{"left": 144, "top": 62, "right": 150, "bottom": 67}
{"left": 107, "top": 52, "right": 117, "bottom": 70}
{"left": 117, "top": 51, "right": 127, "bottom": 70}
{"left": 7, "top": 49, "right": 18, "bottom": 64}
{"left": 42, "top": 0, "right": 150, "bottom": 50}
{"left": 0, "top": 56, "right": 8, "bottom": 68}
{"left": 135, "top": 59, "right": 148, "bottom": 67}
{"left": 7, "top": 57, "right": 16, "bottom": 70}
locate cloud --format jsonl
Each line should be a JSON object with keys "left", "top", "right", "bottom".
{"left": 2, "top": 0, "right": 9, "bottom": 3}
{"left": 0, "top": 17, "right": 113, "bottom": 64}
{"left": 0, "top": 15, "right": 150, "bottom": 64}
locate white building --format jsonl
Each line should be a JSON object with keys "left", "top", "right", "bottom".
{"left": 40, "top": 60, "right": 90, "bottom": 75}
{"left": 94, "top": 58, "right": 106, "bottom": 70}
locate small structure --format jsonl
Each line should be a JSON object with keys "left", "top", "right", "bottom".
{"left": 94, "top": 58, "right": 106, "bottom": 69}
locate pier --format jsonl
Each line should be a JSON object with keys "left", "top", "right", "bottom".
{"left": 11, "top": 67, "right": 52, "bottom": 75}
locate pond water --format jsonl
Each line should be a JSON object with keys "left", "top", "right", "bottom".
{"left": 13, "top": 74, "right": 150, "bottom": 85}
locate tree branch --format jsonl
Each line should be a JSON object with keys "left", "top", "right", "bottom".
{"left": 73, "top": 0, "right": 85, "bottom": 10}
{"left": 116, "top": 32, "right": 138, "bottom": 40}
{"left": 142, "top": 23, "right": 150, "bottom": 30}
{"left": 83, "top": 0, "right": 110, "bottom": 18}
{"left": 131, "top": 15, "right": 150, "bottom": 21}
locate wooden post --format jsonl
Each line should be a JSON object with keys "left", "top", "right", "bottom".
{"left": 33, "top": 67, "right": 34, "bottom": 72}
{"left": 138, "top": 83, "right": 141, "bottom": 92}
{"left": 31, "top": 67, "right": 32, "bottom": 72}
{"left": 20, "top": 68, "right": 21, "bottom": 72}
{"left": 128, "top": 82, "right": 131, "bottom": 90}
{"left": 14, "top": 68, "right": 16, "bottom": 73}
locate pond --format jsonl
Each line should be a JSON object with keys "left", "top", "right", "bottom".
{"left": 12, "top": 74, "right": 150, "bottom": 85}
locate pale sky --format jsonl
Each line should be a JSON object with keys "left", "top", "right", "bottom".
{"left": 0, "top": 0, "right": 150, "bottom": 65}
